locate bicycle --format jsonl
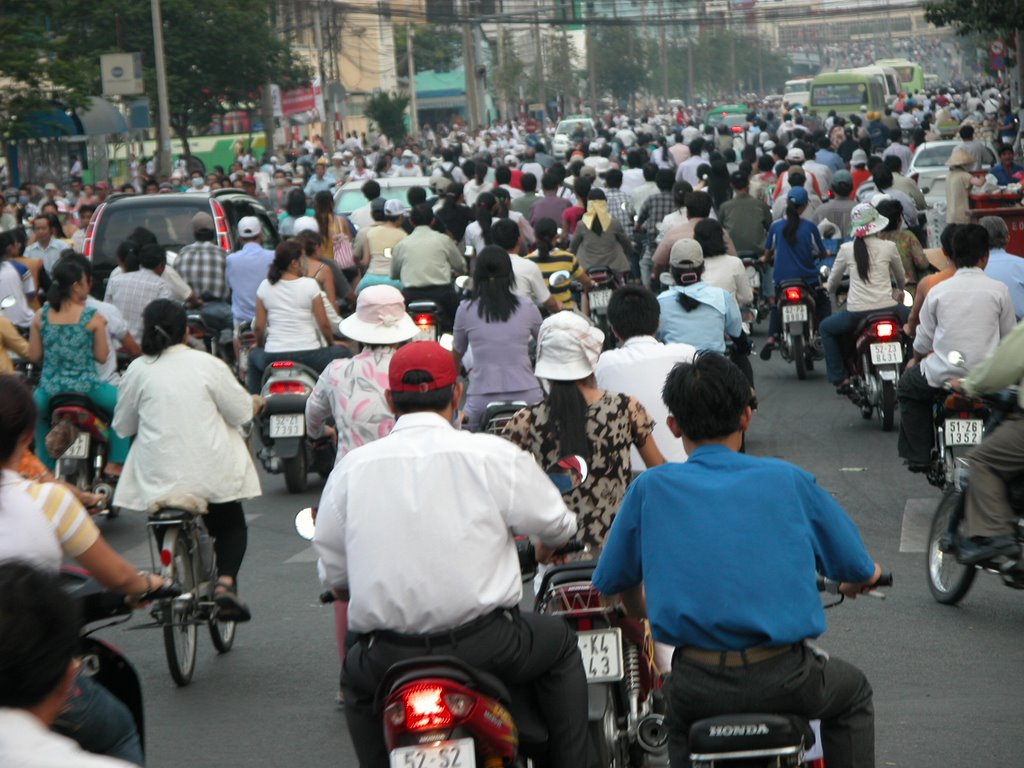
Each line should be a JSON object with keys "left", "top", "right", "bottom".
{"left": 145, "top": 499, "right": 236, "bottom": 686}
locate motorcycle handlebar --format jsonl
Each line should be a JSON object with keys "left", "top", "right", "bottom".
{"left": 816, "top": 572, "right": 893, "bottom": 597}
{"left": 320, "top": 590, "right": 336, "bottom": 605}
{"left": 145, "top": 583, "right": 183, "bottom": 600}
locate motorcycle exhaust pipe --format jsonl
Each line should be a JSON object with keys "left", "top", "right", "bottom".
{"left": 636, "top": 713, "right": 669, "bottom": 753}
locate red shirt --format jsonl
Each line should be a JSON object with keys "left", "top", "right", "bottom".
{"left": 851, "top": 168, "right": 872, "bottom": 193}
{"left": 509, "top": 169, "right": 523, "bottom": 190}
{"left": 563, "top": 206, "right": 585, "bottom": 235}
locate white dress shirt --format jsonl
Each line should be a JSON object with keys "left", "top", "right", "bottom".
{"left": 314, "top": 411, "right": 577, "bottom": 633}
{"left": 594, "top": 336, "right": 696, "bottom": 467}
{"left": 85, "top": 296, "right": 129, "bottom": 384}
{"left": 0, "top": 709, "right": 133, "bottom": 767}
{"left": 915, "top": 268, "right": 1017, "bottom": 388}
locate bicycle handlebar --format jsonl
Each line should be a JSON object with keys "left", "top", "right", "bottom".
{"left": 817, "top": 572, "right": 893, "bottom": 598}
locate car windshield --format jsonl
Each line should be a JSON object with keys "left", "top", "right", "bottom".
{"left": 335, "top": 187, "right": 414, "bottom": 215}
{"left": 893, "top": 66, "right": 915, "bottom": 84}
{"left": 93, "top": 204, "right": 203, "bottom": 265}
{"left": 811, "top": 83, "right": 867, "bottom": 106}
{"left": 914, "top": 145, "right": 956, "bottom": 168}
{"left": 557, "top": 122, "right": 589, "bottom": 136}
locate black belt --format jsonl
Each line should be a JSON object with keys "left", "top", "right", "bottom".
{"left": 368, "top": 607, "right": 517, "bottom": 648}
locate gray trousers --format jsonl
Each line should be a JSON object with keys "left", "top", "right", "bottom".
{"left": 667, "top": 643, "right": 875, "bottom": 768}
{"left": 966, "top": 415, "right": 1024, "bottom": 538}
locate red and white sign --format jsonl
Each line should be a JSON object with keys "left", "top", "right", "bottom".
{"left": 280, "top": 86, "right": 316, "bottom": 116}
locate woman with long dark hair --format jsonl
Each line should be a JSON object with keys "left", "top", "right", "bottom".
{"left": 759, "top": 186, "right": 830, "bottom": 359}
{"left": 312, "top": 189, "right": 357, "bottom": 283}
{"left": 464, "top": 191, "right": 500, "bottom": 254}
{"left": 452, "top": 245, "right": 544, "bottom": 430}
{"left": 434, "top": 181, "right": 473, "bottom": 243}
{"left": 26, "top": 258, "right": 129, "bottom": 472}
{"left": 569, "top": 188, "right": 633, "bottom": 277}
{"left": 820, "top": 203, "right": 907, "bottom": 392}
{"left": 112, "top": 299, "right": 260, "bottom": 620}
{"left": 247, "top": 240, "right": 350, "bottom": 393}
{"left": 503, "top": 311, "right": 663, "bottom": 549}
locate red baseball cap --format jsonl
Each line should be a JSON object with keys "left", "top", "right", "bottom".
{"left": 388, "top": 341, "right": 458, "bottom": 393}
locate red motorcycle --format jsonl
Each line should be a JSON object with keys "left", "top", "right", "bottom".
{"left": 839, "top": 311, "right": 907, "bottom": 431}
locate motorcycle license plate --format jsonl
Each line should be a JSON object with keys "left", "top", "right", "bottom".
{"left": 269, "top": 414, "right": 305, "bottom": 439}
{"left": 944, "top": 418, "right": 982, "bottom": 446}
{"left": 413, "top": 325, "right": 438, "bottom": 342}
{"left": 869, "top": 342, "right": 903, "bottom": 366}
{"left": 62, "top": 433, "right": 90, "bottom": 459}
{"left": 781, "top": 304, "right": 807, "bottom": 324}
{"left": 577, "top": 628, "right": 624, "bottom": 682}
{"left": 589, "top": 289, "right": 612, "bottom": 311}
{"left": 390, "top": 738, "right": 475, "bottom": 768}
{"left": 746, "top": 267, "right": 761, "bottom": 289}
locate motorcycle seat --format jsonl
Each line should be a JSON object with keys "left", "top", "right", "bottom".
{"left": 378, "top": 655, "right": 512, "bottom": 708}
{"left": 260, "top": 361, "right": 321, "bottom": 387}
{"left": 688, "top": 713, "right": 814, "bottom": 762}
{"left": 407, "top": 300, "right": 441, "bottom": 314}
{"left": 853, "top": 310, "right": 902, "bottom": 337}
{"left": 49, "top": 393, "right": 113, "bottom": 424}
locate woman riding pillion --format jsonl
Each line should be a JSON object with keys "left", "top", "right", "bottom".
{"left": 112, "top": 300, "right": 262, "bottom": 622}
{"left": 820, "top": 204, "right": 909, "bottom": 393}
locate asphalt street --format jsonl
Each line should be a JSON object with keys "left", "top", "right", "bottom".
{"left": 95, "top": 343, "right": 1024, "bottom": 768}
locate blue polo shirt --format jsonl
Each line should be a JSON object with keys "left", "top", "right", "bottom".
{"left": 765, "top": 218, "right": 826, "bottom": 286}
{"left": 592, "top": 445, "right": 875, "bottom": 651}
{"left": 226, "top": 242, "right": 274, "bottom": 322}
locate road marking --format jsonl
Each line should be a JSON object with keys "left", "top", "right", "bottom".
{"left": 285, "top": 546, "right": 319, "bottom": 564}
{"left": 900, "top": 498, "right": 936, "bottom": 553}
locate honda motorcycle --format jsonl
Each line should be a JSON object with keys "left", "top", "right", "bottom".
{"left": 775, "top": 280, "right": 823, "bottom": 381}
{"left": 48, "top": 394, "right": 118, "bottom": 517}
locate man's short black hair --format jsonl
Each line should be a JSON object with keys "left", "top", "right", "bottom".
{"left": 607, "top": 286, "right": 659, "bottom": 339}
{"left": 604, "top": 168, "right": 623, "bottom": 189}
{"left": 406, "top": 186, "right": 427, "bottom": 207}
{"left": 0, "top": 561, "right": 80, "bottom": 708}
{"left": 643, "top": 162, "right": 659, "bottom": 182}
{"left": 959, "top": 124, "right": 975, "bottom": 140}
{"left": 882, "top": 154, "right": 903, "bottom": 175}
{"left": 390, "top": 370, "right": 455, "bottom": 414}
{"left": 541, "top": 172, "right": 559, "bottom": 192}
{"left": 139, "top": 243, "right": 166, "bottom": 270}
{"left": 655, "top": 168, "right": 676, "bottom": 191}
{"left": 684, "top": 191, "right": 712, "bottom": 219}
{"left": 662, "top": 352, "right": 752, "bottom": 442}
{"left": 409, "top": 203, "right": 434, "bottom": 228}
{"left": 494, "top": 166, "right": 512, "bottom": 185}
{"left": 951, "top": 223, "right": 989, "bottom": 268}
{"left": 520, "top": 172, "right": 537, "bottom": 193}
{"left": 491, "top": 218, "right": 520, "bottom": 250}
{"left": 362, "top": 180, "right": 381, "bottom": 201}
{"left": 871, "top": 164, "right": 894, "bottom": 191}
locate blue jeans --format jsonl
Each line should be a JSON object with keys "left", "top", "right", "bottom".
{"left": 247, "top": 346, "right": 351, "bottom": 393}
{"left": 54, "top": 673, "right": 144, "bottom": 765}
{"left": 820, "top": 306, "right": 909, "bottom": 385}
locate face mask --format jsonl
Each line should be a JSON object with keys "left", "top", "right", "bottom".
{"left": 18, "top": 195, "right": 29, "bottom": 204}
{"left": 192, "top": 178, "right": 204, "bottom": 188}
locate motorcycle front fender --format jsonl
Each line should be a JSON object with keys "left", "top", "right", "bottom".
{"left": 268, "top": 437, "right": 303, "bottom": 459}
{"left": 878, "top": 366, "right": 899, "bottom": 382}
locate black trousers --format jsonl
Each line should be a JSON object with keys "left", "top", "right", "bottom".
{"left": 341, "top": 610, "right": 588, "bottom": 768}
{"left": 204, "top": 501, "right": 247, "bottom": 581}
{"left": 402, "top": 284, "right": 459, "bottom": 332}
{"left": 667, "top": 643, "right": 875, "bottom": 768}
{"left": 897, "top": 365, "right": 943, "bottom": 465}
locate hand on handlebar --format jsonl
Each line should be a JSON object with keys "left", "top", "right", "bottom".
{"left": 946, "top": 377, "right": 965, "bottom": 393}
{"left": 839, "top": 563, "right": 885, "bottom": 599}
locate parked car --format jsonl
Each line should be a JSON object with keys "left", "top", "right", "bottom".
{"left": 83, "top": 190, "right": 279, "bottom": 297}
{"left": 333, "top": 176, "right": 434, "bottom": 217}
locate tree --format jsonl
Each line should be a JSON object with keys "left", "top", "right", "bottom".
{"left": 490, "top": 31, "right": 528, "bottom": 117}
{"left": 364, "top": 92, "right": 411, "bottom": 143}
{"left": 592, "top": 25, "right": 650, "bottom": 107}
{"left": 48, "top": 0, "right": 308, "bottom": 154}
{"left": 924, "top": 1, "right": 1024, "bottom": 93}
{"left": 394, "top": 24, "right": 464, "bottom": 73}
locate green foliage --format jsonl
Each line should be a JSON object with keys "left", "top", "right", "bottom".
{"left": 490, "top": 31, "right": 528, "bottom": 109}
{"left": 923, "top": 1, "right": 1024, "bottom": 36}
{"left": 395, "top": 24, "right": 464, "bottom": 73}
{"left": 540, "top": 34, "right": 583, "bottom": 105}
{"left": 592, "top": 25, "right": 650, "bottom": 104}
{"left": 364, "top": 92, "right": 411, "bottom": 142}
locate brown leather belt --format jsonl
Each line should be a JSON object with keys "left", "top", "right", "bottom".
{"left": 680, "top": 643, "right": 799, "bottom": 668}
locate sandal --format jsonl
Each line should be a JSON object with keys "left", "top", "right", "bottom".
{"left": 759, "top": 340, "right": 776, "bottom": 361}
{"left": 214, "top": 584, "right": 252, "bottom": 623}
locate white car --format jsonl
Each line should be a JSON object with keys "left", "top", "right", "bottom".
{"left": 551, "top": 117, "right": 596, "bottom": 159}
{"left": 332, "top": 176, "right": 433, "bottom": 216}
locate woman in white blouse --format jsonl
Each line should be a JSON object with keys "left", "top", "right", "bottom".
{"left": 113, "top": 299, "right": 261, "bottom": 621}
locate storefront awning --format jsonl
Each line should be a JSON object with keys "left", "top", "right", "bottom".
{"left": 9, "top": 104, "right": 82, "bottom": 139}
{"left": 76, "top": 97, "right": 128, "bottom": 136}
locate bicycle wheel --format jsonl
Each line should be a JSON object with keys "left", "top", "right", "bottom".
{"left": 209, "top": 613, "right": 236, "bottom": 653}
{"left": 161, "top": 528, "right": 198, "bottom": 686}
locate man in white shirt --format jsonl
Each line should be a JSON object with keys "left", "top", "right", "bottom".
{"left": 595, "top": 286, "right": 696, "bottom": 468}
{"left": 492, "top": 219, "right": 561, "bottom": 314}
{"left": 0, "top": 562, "right": 136, "bottom": 767}
{"left": 313, "top": 341, "right": 586, "bottom": 768}
{"left": 24, "top": 216, "right": 65, "bottom": 275}
{"left": 898, "top": 223, "right": 1017, "bottom": 469}
{"left": 104, "top": 245, "right": 174, "bottom": 341}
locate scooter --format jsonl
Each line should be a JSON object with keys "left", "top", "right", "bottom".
{"left": 479, "top": 400, "right": 528, "bottom": 435}
{"left": 583, "top": 267, "right": 617, "bottom": 350}
{"left": 48, "top": 395, "right": 118, "bottom": 517}
{"left": 738, "top": 252, "right": 769, "bottom": 326}
{"left": 255, "top": 361, "right": 335, "bottom": 493}
{"left": 687, "top": 573, "right": 892, "bottom": 768}
{"left": 775, "top": 280, "right": 824, "bottom": 381}
{"left": 839, "top": 311, "right": 907, "bottom": 432}
{"left": 186, "top": 309, "right": 234, "bottom": 367}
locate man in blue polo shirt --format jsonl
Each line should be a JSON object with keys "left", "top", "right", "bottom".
{"left": 225, "top": 216, "right": 274, "bottom": 324}
{"left": 592, "top": 352, "right": 883, "bottom": 768}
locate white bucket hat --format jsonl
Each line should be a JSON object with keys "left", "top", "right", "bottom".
{"left": 534, "top": 312, "right": 605, "bottom": 381}
{"left": 339, "top": 285, "right": 419, "bottom": 345}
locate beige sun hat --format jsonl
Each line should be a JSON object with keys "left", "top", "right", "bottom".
{"left": 946, "top": 147, "right": 975, "bottom": 168}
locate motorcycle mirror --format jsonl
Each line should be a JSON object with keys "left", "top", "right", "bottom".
{"left": 0, "top": 295, "right": 15, "bottom": 310}
{"left": 548, "top": 455, "right": 589, "bottom": 494}
{"left": 549, "top": 269, "right": 572, "bottom": 288}
{"left": 659, "top": 272, "right": 677, "bottom": 287}
{"left": 294, "top": 507, "right": 316, "bottom": 541}
{"left": 819, "top": 264, "right": 831, "bottom": 280}
{"left": 454, "top": 275, "right": 470, "bottom": 291}
{"left": 902, "top": 290, "right": 913, "bottom": 307}
{"left": 947, "top": 351, "right": 967, "bottom": 368}
{"left": 438, "top": 333, "right": 454, "bottom": 351}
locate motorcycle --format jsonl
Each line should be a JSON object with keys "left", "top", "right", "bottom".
{"left": 186, "top": 308, "right": 234, "bottom": 367}
{"left": 255, "top": 360, "right": 335, "bottom": 493}
{"left": 294, "top": 457, "right": 597, "bottom": 768}
{"left": 584, "top": 267, "right": 617, "bottom": 350}
{"left": 839, "top": 312, "right": 907, "bottom": 431}
{"left": 775, "top": 280, "right": 824, "bottom": 381}
{"left": 738, "top": 252, "right": 770, "bottom": 326}
{"left": 48, "top": 394, "right": 118, "bottom": 517}
{"left": 687, "top": 573, "right": 892, "bottom": 768}
{"left": 479, "top": 400, "right": 529, "bottom": 435}
{"left": 234, "top": 320, "right": 257, "bottom": 386}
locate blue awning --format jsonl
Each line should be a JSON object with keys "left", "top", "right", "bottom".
{"left": 9, "top": 103, "right": 82, "bottom": 139}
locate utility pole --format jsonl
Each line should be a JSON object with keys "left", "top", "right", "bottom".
{"left": 406, "top": 24, "right": 419, "bottom": 136}
{"left": 496, "top": 0, "right": 506, "bottom": 120}
{"left": 586, "top": 20, "right": 597, "bottom": 116}
{"left": 312, "top": 3, "right": 333, "bottom": 152}
{"left": 534, "top": 4, "right": 545, "bottom": 118}
{"left": 150, "top": 0, "right": 172, "bottom": 176}
{"left": 659, "top": 0, "right": 668, "bottom": 105}
{"left": 462, "top": 0, "right": 479, "bottom": 131}
{"left": 261, "top": 2, "right": 277, "bottom": 158}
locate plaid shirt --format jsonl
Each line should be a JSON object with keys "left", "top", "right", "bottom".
{"left": 175, "top": 240, "right": 229, "bottom": 301}
{"left": 636, "top": 191, "right": 676, "bottom": 253}
{"left": 604, "top": 188, "right": 635, "bottom": 233}
{"left": 104, "top": 268, "right": 174, "bottom": 341}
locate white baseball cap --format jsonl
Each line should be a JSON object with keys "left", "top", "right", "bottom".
{"left": 238, "top": 216, "right": 262, "bottom": 238}
{"left": 293, "top": 216, "right": 320, "bottom": 235}
{"left": 383, "top": 199, "right": 407, "bottom": 217}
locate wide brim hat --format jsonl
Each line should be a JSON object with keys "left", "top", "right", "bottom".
{"left": 850, "top": 202, "right": 889, "bottom": 238}
{"left": 339, "top": 285, "right": 419, "bottom": 345}
{"left": 946, "top": 147, "right": 975, "bottom": 168}
{"left": 534, "top": 312, "right": 604, "bottom": 381}
{"left": 923, "top": 247, "right": 950, "bottom": 271}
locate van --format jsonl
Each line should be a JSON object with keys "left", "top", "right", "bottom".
{"left": 873, "top": 58, "right": 926, "bottom": 95}
{"left": 845, "top": 66, "right": 901, "bottom": 104}
{"left": 784, "top": 77, "right": 813, "bottom": 109}
{"left": 807, "top": 72, "right": 887, "bottom": 120}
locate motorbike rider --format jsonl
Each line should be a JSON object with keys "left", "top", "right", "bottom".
{"left": 174, "top": 212, "right": 233, "bottom": 335}
{"left": 568, "top": 188, "right": 633, "bottom": 281}
{"left": 492, "top": 219, "right": 561, "bottom": 314}
{"left": 759, "top": 187, "right": 830, "bottom": 360}
{"left": 0, "top": 376, "right": 166, "bottom": 765}
{"left": 591, "top": 351, "right": 883, "bottom": 768}
{"left": 949, "top": 319, "right": 1024, "bottom": 563}
{"left": 312, "top": 341, "right": 587, "bottom": 768}
{"left": 527, "top": 218, "right": 595, "bottom": 310}
{"left": 653, "top": 191, "right": 739, "bottom": 282}
{"left": 113, "top": 299, "right": 260, "bottom": 621}
{"left": 226, "top": 216, "right": 275, "bottom": 326}
{"left": 897, "top": 224, "right": 1016, "bottom": 471}
{"left": 718, "top": 170, "right": 772, "bottom": 257}
{"left": 821, "top": 203, "right": 908, "bottom": 392}
{"left": 248, "top": 240, "right": 351, "bottom": 393}
{"left": 0, "top": 562, "right": 138, "bottom": 767}
{"left": 352, "top": 198, "right": 407, "bottom": 293}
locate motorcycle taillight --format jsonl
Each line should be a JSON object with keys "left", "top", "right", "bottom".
{"left": 943, "top": 394, "right": 985, "bottom": 412}
{"left": 402, "top": 684, "right": 454, "bottom": 731}
{"left": 874, "top": 321, "right": 897, "bottom": 339}
{"left": 414, "top": 313, "right": 435, "bottom": 328}
{"left": 268, "top": 381, "right": 307, "bottom": 395}
{"left": 783, "top": 287, "right": 802, "bottom": 302}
